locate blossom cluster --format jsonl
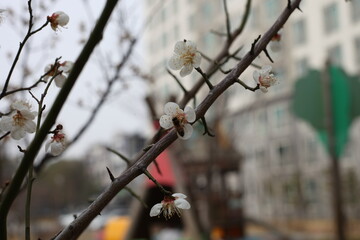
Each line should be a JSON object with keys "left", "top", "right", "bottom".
{"left": 44, "top": 60, "right": 74, "bottom": 87}
{"left": 0, "top": 11, "right": 70, "bottom": 156}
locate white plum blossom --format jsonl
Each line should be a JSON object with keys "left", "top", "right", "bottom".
{"left": 45, "top": 124, "right": 66, "bottom": 156}
{"left": 168, "top": 40, "right": 202, "bottom": 77}
{"left": 44, "top": 61, "right": 73, "bottom": 87}
{"left": 48, "top": 11, "right": 69, "bottom": 31}
{"left": 253, "top": 65, "right": 277, "bottom": 93}
{"left": 0, "top": 101, "right": 37, "bottom": 140}
{"left": 150, "top": 193, "right": 191, "bottom": 219}
{"left": 269, "top": 29, "right": 282, "bottom": 52}
{"left": 159, "top": 102, "right": 196, "bottom": 140}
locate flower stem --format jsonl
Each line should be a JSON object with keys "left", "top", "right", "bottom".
{"left": 143, "top": 169, "right": 172, "bottom": 196}
{"left": 195, "top": 67, "right": 213, "bottom": 89}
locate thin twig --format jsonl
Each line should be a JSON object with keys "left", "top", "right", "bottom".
{"left": 263, "top": 48, "right": 274, "bottom": 63}
{"left": 142, "top": 168, "right": 172, "bottom": 196}
{"left": 124, "top": 187, "right": 148, "bottom": 208}
{"left": 223, "top": 0, "right": 232, "bottom": 41}
{"left": 235, "top": 79, "right": 260, "bottom": 92}
{"left": 106, "top": 147, "right": 131, "bottom": 165}
{"left": 2, "top": 57, "right": 61, "bottom": 98}
{"left": 0, "top": 132, "right": 10, "bottom": 141}
{"left": 201, "top": 117, "right": 215, "bottom": 137}
{"left": 0, "top": 0, "right": 49, "bottom": 99}
{"left": 210, "top": 29, "right": 227, "bottom": 37}
{"left": 106, "top": 167, "right": 115, "bottom": 182}
{"left": 167, "top": 68, "right": 188, "bottom": 94}
{"left": 25, "top": 171, "right": 35, "bottom": 240}
{"left": 195, "top": 67, "right": 213, "bottom": 89}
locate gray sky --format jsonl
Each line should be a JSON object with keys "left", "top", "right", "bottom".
{"left": 0, "top": 0, "right": 151, "bottom": 157}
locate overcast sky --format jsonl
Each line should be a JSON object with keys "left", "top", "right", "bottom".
{"left": 0, "top": 0, "right": 151, "bottom": 158}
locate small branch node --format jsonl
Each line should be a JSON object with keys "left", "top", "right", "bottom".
{"left": 143, "top": 144, "right": 154, "bottom": 152}
{"left": 17, "top": 145, "right": 26, "bottom": 153}
{"left": 263, "top": 48, "right": 274, "bottom": 63}
{"left": 235, "top": 79, "right": 260, "bottom": 92}
{"left": 250, "top": 35, "right": 261, "bottom": 55}
{"left": 195, "top": 67, "right": 214, "bottom": 90}
{"left": 201, "top": 117, "right": 215, "bottom": 137}
{"left": 106, "top": 167, "right": 115, "bottom": 182}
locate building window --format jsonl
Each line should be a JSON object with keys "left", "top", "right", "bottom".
{"left": 328, "top": 44, "right": 342, "bottom": 66}
{"left": 273, "top": 104, "right": 289, "bottom": 128}
{"left": 277, "top": 143, "right": 292, "bottom": 165}
{"left": 306, "top": 137, "right": 318, "bottom": 162}
{"left": 354, "top": 37, "right": 360, "bottom": 65}
{"left": 323, "top": 3, "right": 339, "bottom": 34}
{"left": 295, "top": 57, "right": 309, "bottom": 78}
{"left": 305, "top": 179, "right": 318, "bottom": 204}
{"left": 351, "top": 0, "right": 360, "bottom": 22}
{"left": 293, "top": 19, "right": 306, "bottom": 45}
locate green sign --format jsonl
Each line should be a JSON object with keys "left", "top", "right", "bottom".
{"left": 292, "top": 66, "right": 360, "bottom": 157}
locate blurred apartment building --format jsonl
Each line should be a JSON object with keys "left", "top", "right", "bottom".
{"left": 143, "top": 0, "right": 360, "bottom": 229}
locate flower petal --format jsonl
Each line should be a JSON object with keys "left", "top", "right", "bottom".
{"left": 24, "top": 120, "right": 36, "bottom": 133}
{"left": 57, "top": 12, "right": 69, "bottom": 26}
{"left": 168, "top": 55, "right": 183, "bottom": 70}
{"left": 0, "top": 116, "right": 13, "bottom": 132}
{"left": 50, "top": 142, "right": 65, "bottom": 156}
{"left": 22, "top": 109, "right": 36, "bottom": 120}
{"left": 184, "top": 106, "right": 196, "bottom": 123}
{"left": 150, "top": 203, "right": 163, "bottom": 217}
{"left": 261, "top": 65, "right": 272, "bottom": 76}
{"left": 260, "top": 86, "right": 268, "bottom": 93}
{"left": 54, "top": 74, "right": 66, "bottom": 87}
{"left": 172, "top": 193, "right": 187, "bottom": 199}
{"left": 12, "top": 101, "right": 30, "bottom": 111}
{"left": 11, "top": 127, "right": 26, "bottom": 140}
{"left": 159, "top": 115, "right": 173, "bottom": 129}
{"left": 192, "top": 52, "right": 201, "bottom": 68}
{"left": 179, "top": 124, "right": 193, "bottom": 140}
{"left": 174, "top": 40, "right": 187, "bottom": 55}
{"left": 175, "top": 198, "right": 191, "bottom": 209}
{"left": 59, "top": 61, "right": 73, "bottom": 73}
{"left": 185, "top": 40, "right": 197, "bottom": 53}
{"left": 180, "top": 64, "right": 193, "bottom": 77}
{"left": 253, "top": 70, "right": 260, "bottom": 84}
{"left": 164, "top": 102, "right": 180, "bottom": 116}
